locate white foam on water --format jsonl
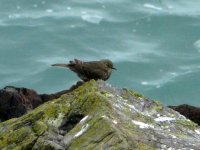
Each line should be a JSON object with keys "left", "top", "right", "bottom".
{"left": 166, "top": 1, "right": 200, "bottom": 16}
{"left": 33, "top": 4, "right": 38, "bottom": 8}
{"left": 134, "top": 1, "right": 200, "bottom": 17}
{"left": 46, "top": 9, "right": 53, "bottom": 13}
{"left": 194, "top": 40, "right": 200, "bottom": 52}
{"left": 101, "top": 39, "right": 162, "bottom": 63}
{"left": 41, "top": 1, "right": 46, "bottom": 5}
{"left": 81, "top": 14, "right": 103, "bottom": 24}
{"left": 169, "top": 72, "right": 178, "bottom": 76}
{"left": 144, "top": 4, "right": 163, "bottom": 11}
{"left": 179, "top": 65, "right": 200, "bottom": 71}
{"left": 70, "top": 25, "right": 75, "bottom": 28}
{"left": 1, "top": 1, "right": 200, "bottom": 25}
{"left": 67, "top": 7, "right": 71, "bottom": 10}
{"left": 141, "top": 81, "right": 148, "bottom": 85}
{"left": 139, "top": 70, "right": 192, "bottom": 88}
{"left": 8, "top": 14, "right": 21, "bottom": 19}
{"left": 17, "top": 6, "right": 21, "bottom": 10}
{"left": 102, "top": 5, "right": 106, "bottom": 9}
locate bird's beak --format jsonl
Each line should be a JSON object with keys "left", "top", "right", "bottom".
{"left": 112, "top": 67, "right": 117, "bottom": 70}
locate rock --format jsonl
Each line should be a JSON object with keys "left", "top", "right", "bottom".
{"left": 0, "top": 86, "right": 42, "bottom": 121}
{"left": 169, "top": 104, "right": 200, "bottom": 126}
{"left": 0, "top": 80, "right": 200, "bottom": 149}
{"left": 39, "top": 81, "right": 84, "bottom": 102}
{"left": 0, "top": 82, "right": 84, "bottom": 122}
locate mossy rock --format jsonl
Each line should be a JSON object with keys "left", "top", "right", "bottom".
{"left": 0, "top": 80, "right": 200, "bottom": 149}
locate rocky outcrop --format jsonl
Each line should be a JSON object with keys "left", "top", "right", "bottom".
{"left": 0, "top": 80, "right": 200, "bottom": 149}
{"left": 169, "top": 104, "right": 200, "bottom": 126}
{"left": 0, "top": 82, "right": 83, "bottom": 122}
{"left": 0, "top": 86, "right": 43, "bottom": 122}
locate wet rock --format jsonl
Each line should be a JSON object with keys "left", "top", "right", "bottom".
{"left": 0, "top": 82, "right": 84, "bottom": 122}
{"left": 169, "top": 104, "right": 200, "bottom": 126}
{"left": 0, "top": 80, "right": 200, "bottom": 149}
{"left": 0, "top": 86, "right": 42, "bottom": 121}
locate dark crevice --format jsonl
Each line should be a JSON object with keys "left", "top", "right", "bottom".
{"left": 59, "top": 113, "right": 85, "bottom": 135}
{"left": 94, "top": 131, "right": 114, "bottom": 144}
{"left": 29, "top": 131, "right": 46, "bottom": 149}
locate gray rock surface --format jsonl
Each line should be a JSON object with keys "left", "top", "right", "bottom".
{"left": 0, "top": 80, "right": 200, "bottom": 149}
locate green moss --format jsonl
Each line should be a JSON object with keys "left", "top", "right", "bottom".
{"left": 33, "top": 121, "right": 48, "bottom": 135}
{"left": 175, "top": 119, "right": 198, "bottom": 131}
{"left": 122, "top": 89, "right": 145, "bottom": 99}
{"left": 151, "top": 100, "right": 163, "bottom": 111}
{"left": 0, "top": 118, "right": 18, "bottom": 126}
{"left": 8, "top": 127, "right": 30, "bottom": 143}
{"left": 153, "top": 100, "right": 161, "bottom": 105}
{"left": 67, "top": 84, "right": 112, "bottom": 116}
{"left": 43, "top": 103, "right": 60, "bottom": 117}
{"left": 135, "top": 114, "right": 155, "bottom": 125}
{"left": 173, "top": 132, "right": 187, "bottom": 139}
{"left": 132, "top": 92, "right": 144, "bottom": 98}
{"left": 1, "top": 80, "right": 199, "bottom": 149}
{"left": 41, "top": 102, "right": 70, "bottom": 122}
{"left": 0, "top": 127, "right": 36, "bottom": 149}
{"left": 137, "top": 143, "right": 148, "bottom": 150}
{"left": 152, "top": 105, "right": 163, "bottom": 111}
{"left": 10, "top": 111, "right": 45, "bottom": 131}
{"left": 68, "top": 117, "right": 115, "bottom": 149}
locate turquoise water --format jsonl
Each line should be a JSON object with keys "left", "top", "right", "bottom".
{"left": 1, "top": 0, "right": 200, "bottom": 106}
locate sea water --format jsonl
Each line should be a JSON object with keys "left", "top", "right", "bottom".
{"left": 0, "top": 0, "right": 200, "bottom": 106}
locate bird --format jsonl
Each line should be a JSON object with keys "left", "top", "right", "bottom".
{"left": 52, "top": 59, "right": 116, "bottom": 81}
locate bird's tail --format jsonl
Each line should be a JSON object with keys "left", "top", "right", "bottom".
{"left": 51, "top": 64, "right": 69, "bottom": 68}
{"left": 52, "top": 59, "right": 82, "bottom": 68}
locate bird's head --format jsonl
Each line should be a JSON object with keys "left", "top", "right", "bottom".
{"left": 102, "top": 59, "right": 116, "bottom": 70}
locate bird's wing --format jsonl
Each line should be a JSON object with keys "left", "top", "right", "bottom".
{"left": 81, "top": 62, "right": 107, "bottom": 80}
{"left": 67, "top": 59, "right": 83, "bottom": 72}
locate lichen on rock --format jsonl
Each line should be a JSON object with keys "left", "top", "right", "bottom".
{"left": 0, "top": 80, "right": 200, "bottom": 149}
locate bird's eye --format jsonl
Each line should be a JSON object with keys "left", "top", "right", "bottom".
{"left": 107, "top": 63, "right": 112, "bottom": 68}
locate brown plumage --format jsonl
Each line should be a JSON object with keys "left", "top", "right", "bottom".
{"left": 52, "top": 59, "right": 116, "bottom": 81}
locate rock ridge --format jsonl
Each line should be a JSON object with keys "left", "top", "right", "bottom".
{"left": 0, "top": 80, "right": 200, "bottom": 149}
